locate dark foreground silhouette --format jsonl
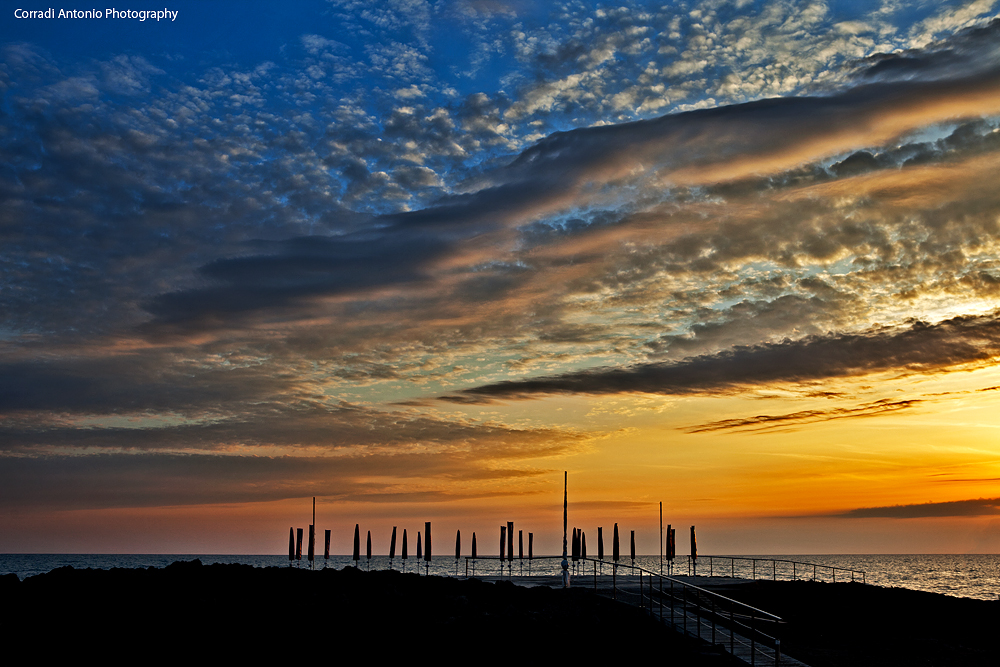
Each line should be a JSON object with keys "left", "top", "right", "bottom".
{"left": 4, "top": 561, "right": 996, "bottom": 665}
{"left": 718, "top": 579, "right": 1000, "bottom": 667}
{"left": 0, "top": 560, "right": 737, "bottom": 663}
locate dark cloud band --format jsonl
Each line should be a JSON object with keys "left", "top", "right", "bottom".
{"left": 444, "top": 312, "right": 1000, "bottom": 401}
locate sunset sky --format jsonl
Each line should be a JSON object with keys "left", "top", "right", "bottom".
{"left": 4, "top": 0, "right": 1000, "bottom": 555}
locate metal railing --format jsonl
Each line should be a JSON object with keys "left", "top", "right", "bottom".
{"left": 693, "top": 555, "right": 866, "bottom": 584}
{"left": 592, "top": 558, "right": 786, "bottom": 666}
{"left": 464, "top": 555, "right": 788, "bottom": 666}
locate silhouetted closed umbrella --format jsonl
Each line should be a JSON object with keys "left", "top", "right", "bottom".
{"left": 613, "top": 523, "right": 620, "bottom": 562}
{"left": 455, "top": 529, "right": 461, "bottom": 559}
{"left": 390, "top": 526, "right": 397, "bottom": 559}
{"left": 425, "top": 522, "right": 432, "bottom": 562}
{"left": 581, "top": 531, "right": 587, "bottom": 559}
{"left": 402, "top": 528, "right": 408, "bottom": 560}
{"left": 288, "top": 527, "right": 294, "bottom": 561}
{"left": 507, "top": 522, "right": 514, "bottom": 562}
{"left": 472, "top": 532, "right": 477, "bottom": 558}
{"left": 499, "top": 525, "right": 506, "bottom": 559}
{"left": 353, "top": 524, "right": 360, "bottom": 562}
{"left": 518, "top": 530, "right": 523, "bottom": 560}
{"left": 367, "top": 530, "right": 372, "bottom": 560}
{"left": 598, "top": 527, "right": 604, "bottom": 560}
{"left": 631, "top": 530, "right": 635, "bottom": 562}
{"left": 416, "top": 531, "right": 422, "bottom": 561}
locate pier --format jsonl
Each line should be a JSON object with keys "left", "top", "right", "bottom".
{"left": 460, "top": 555, "right": 821, "bottom": 666}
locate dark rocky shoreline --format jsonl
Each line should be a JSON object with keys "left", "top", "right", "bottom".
{"left": 3, "top": 561, "right": 997, "bottom": 665}
{"left": 717, "top": 579, "right": 1000, "bottom": 667}
{"left": 0, "top": 560, "right": 735, "bottom": 662}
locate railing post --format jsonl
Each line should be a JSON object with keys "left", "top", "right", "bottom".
{"left": 773, "top": 560, "right": 776, "bottom": 581}
{"left": 752, "top": 559, "right": 756, "bottom": 580}
{"left": 775, "top": 639, "right": 781, "bottom": 666}
{"left": 730, "top": 606, "right": 735, "bottom": 654}
{"left": 731, "top": 558, "right": 735, "bottom": 579}
{"left": 671, "top": 577, "right": 675, "bottom": 624}
{"left": 695, "top": 589, "right": 701, "bottom": 638}
{"left": 683, "top": 585, "right": 687, "bottom": 635}
{"left": 751, "top": 609, "right": 756, "bottom": 666}
{"left": 711, "top": 596, "right": 716, "bottom": 644}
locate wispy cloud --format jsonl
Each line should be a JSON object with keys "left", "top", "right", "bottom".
{"left": 831, "top": 498, "right": 1000, "bottom": 518}
{"left": 682, "top": 398, "right": 921, "bottom": 433}
{"left": 444, "top": 313, "right": 1000, "bottom": 402}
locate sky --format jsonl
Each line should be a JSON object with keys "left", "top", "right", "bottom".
{"left": 4, "top": 0, "right": 1000, "bottom": 556}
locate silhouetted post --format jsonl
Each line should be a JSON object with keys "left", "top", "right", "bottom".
{"left": 324, "top": 529, "right": 331, "bottom": 561}
{"left": 390, "top": 526, "right": 397, "bottom": 562}
{"left": 296, "top": 528, "right": 303, "bottom": 561}
{"left": 667, "top": 524, "right": 675, "bottom": 575}
{"left": 631, "top": 530, "right": 636, "bottom": 570}
{"left": 353, "top": 524, "right": 360, "bottom": 563}
{"left": 518, "top": 529, "right": 523, "bottom": 575}
{"left": 612, "top": 523, "right": 619, "bottom": 597}
{"left": 690, "top": 525, "right": 697, "bottom": 576}
{"left": 561, "top": 470, "right": 569, "bottom": 588}
{"left": 309, "top": 497, "right": 316, "bottom": 565}
{"left": 500, "top": 525, "right": 506, "bottom": 565}
{"left": 288, "top": 528, "right": 294, "bottom": 562}
{"left": 402, "top": 528, "right": 408, "bottom": 570}
{"left": 506, "top": 521, "right": 514, "bottom": 575}
{"left": 424, "top": 521, "right": 432, "bottom": 574}
{"left": 366, "top": 530, "right": 372, "bottom": 569}
{"left": 659, "top": 501, "right": 663, "bottom": 575}
{"left": 526, "top": 532, "right": 532, "bottom": 574}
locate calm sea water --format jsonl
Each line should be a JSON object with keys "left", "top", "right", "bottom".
{"left": 3, "top": 553, "right": 999, "bottom": 601}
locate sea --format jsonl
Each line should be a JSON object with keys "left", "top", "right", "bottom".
{"left": 2, "top": 553, "right": 999, "bottom": 601}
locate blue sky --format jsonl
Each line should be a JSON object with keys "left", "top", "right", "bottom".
{"left": 5, "top": 1, "right": 1000, "bottom": 554}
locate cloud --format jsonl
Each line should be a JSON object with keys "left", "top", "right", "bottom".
{"left": 832, "top": 498, "right": 1000, "bottom": 518}
{"left": 443, "top": 312, "right": 1000, "bottom": 402}
{"left": 682, "top": 398, "right": 922, "bottom": 433}
{"left": 141, "top": 234, "right": 454, "bottom": 335}
{"left": 857, "top": 17, "right": 1000, "bottom": 81}
{"left": 0, "top": 449, "right": 562, "bottom": 510}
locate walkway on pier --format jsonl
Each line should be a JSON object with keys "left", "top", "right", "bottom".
{"left": 471, "top": 561, "right": 814, "bottom": 667}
